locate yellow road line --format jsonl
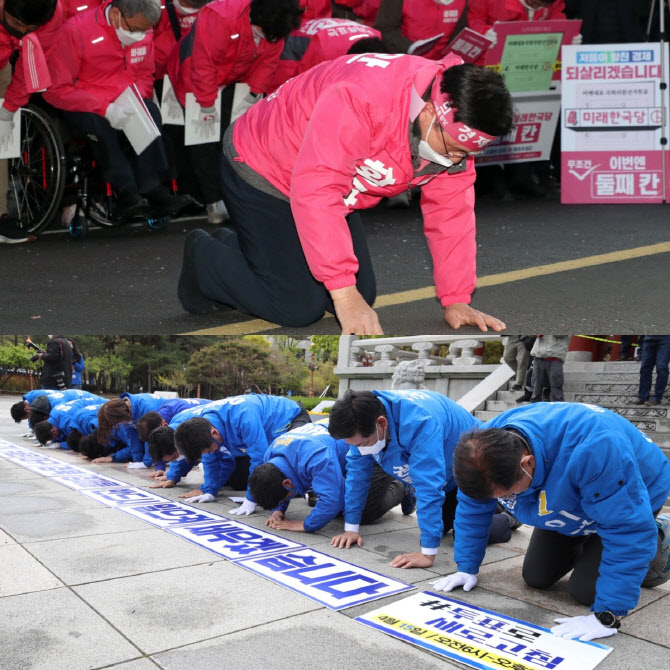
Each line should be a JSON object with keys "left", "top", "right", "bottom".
{"left": 181, "top": 241, "right": 670, "bottom": 335}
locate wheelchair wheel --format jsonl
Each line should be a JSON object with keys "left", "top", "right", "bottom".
{"left": 8, "top": 104, "right": 66, "bottom": 235}
{"left": 68, "top": 215, "right": 88, "bottom": 240}
{"left": 147, "top": 216, "right": 169, "bottom": 230}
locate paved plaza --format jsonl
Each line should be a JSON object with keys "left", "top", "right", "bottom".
{"left": 1, "top": 396, "right": 669, "bottom": 670}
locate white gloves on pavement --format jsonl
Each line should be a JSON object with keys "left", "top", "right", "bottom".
{"left": 192, "top": 105, "right": 219, "bottom": 139}
{"left": 432, "top": 572, "right": 478, "bottom": 592}
{"left": 485, "top": 29, "right": 498, "bottom": 47}
{"left": 228, "top": 498, "right": 257, "bottom": 516}
{"left": 105, "top": 101, "right": 135, "bottom": 130}
{"left": 551, "top": 614, "right": 618, "bottom": 642}
{"left": 126, "top": 462, "right": 148, "bottom": 469}
{"left": 0, "top": 106, "right": 15, "bottom": 152}
{"left": 185, "top": 492, "right": 215, "bottom": 503}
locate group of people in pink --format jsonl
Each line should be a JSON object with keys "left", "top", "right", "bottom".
{"left": 0, "top": 0, "right": 571, "bottom": 331}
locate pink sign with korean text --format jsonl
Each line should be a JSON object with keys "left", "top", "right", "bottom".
{"left": 448, "top": 28, "right": 492, "bottom": 64}
{"left": 561, "top": 43, "right": 668, "bottom": 204}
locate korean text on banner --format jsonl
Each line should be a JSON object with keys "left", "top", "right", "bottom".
{"left": 356, "top": 591, "right": 612, "bottom": 670}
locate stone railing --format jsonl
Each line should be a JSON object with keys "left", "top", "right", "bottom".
{"left": 335, "top": 335, "right": 506, "bottom": 402}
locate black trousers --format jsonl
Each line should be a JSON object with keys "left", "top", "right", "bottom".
{"left": 288, "top": 403, "right": 312, "bottom": 430}
{"left": 443, "top": 488, "right": 512, "bottom": 545}
{"left": 360, "top": 463, "right": 406, "bottom": 525}
{"left": 522, "top": 509, "right": 662, "bottom": 607}
{"left": 62, "top": 99, "right": 168, "bottom": 194}
{"left": 530, "top": 358, "right": 564, "bottom": 402}
{"left": 225, "top": 454, "right": 251, "bottom": 491}
{"left": 193, "top": 154, "right": 377, "bottom": 327}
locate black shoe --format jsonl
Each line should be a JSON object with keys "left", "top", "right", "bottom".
{"left": 115, "top": 189, "right": 151, "bottom": 220}
{"left": 0, "top": 214, "right": 35, "bottom": 244}
{"left": 178, "top": 229, "right": 219, "bottom": 314}
{"left": 145, "top": 186, "right": 196, "bottom": 218}
{"left": 401, "top": 484, "right": 417, "bottom": 515}
{"left": 306, "top": 489, "right": 318, "bottom": 507}
{"left": 496, "top": 502, "right": 522, "bottom": 530}
{"left": 631, "top": 398, "right": 647, "bottom": 405}
{"left": 648, "top": 398, "right": 661, "bottom": 406}
{"left": 516, "top": 392, "right": 532, "bottom": 403}
{"left": 510, "top": 384, "right": 522, "bottom": 391}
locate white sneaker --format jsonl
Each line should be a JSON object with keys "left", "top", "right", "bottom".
{"left": 206, "top": 200, "right": 229, "bottom": 224}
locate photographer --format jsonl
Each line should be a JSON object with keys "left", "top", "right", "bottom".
{"left": 27, "top": 336, "right": 74, "bottom": 390}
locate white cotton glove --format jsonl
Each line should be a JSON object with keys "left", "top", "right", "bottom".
{"left": 551, "top": 614, "right": 618, "bottom": 642}
{"left": 185, "top": 492, "right": 216, "bottom": 503}
{"left": 163, "top": 85, "right": 183, "bottom": 121}
{"left": 231, "top": 92, "right": 261, "bottom": 119}
{"left": 228, "top": 498, "right": 257, "bottom": 516}
{"left": 432, "top": 571, "right": 478, "bottom": 592}
{"left": 105, "top": 101, "right": 135, "bottom": 130}
{"left": 192, "top": 105, "right": 219, "bottom": 139}
{"left": 572, "top": 33, "right": 583, "bottom": 45}
{"left": 485, "top": 29, "right": 498, "bottom": 47}
{"left": 0, "top": 106, "right": 15, "bottom": 152}
{"left": 125, "top": 462, "right": 148, "bottom": 469}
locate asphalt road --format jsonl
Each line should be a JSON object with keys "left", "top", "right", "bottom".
{"left": 2, "top": 194, "right": 669, "bottom": 334}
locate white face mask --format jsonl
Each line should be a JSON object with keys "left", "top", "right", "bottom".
{"left": 357, "top": 424, "right": 387, "bottom": 456}
{"left": 174, "top": 0, "right": 200, "bottom": 15}
{"left": 112, "top": 10, "right": 147, "bottom": 46}
{"left": 418, "top": 115, "right": 454, "bottom": 168}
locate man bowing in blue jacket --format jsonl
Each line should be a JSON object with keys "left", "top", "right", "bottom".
{"left": 434, "top": 402, "right": 670, "bottom": 642}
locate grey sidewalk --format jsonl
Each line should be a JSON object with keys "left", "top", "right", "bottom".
{"left": 1, "top": 397, "right": 668, "bottom": 670}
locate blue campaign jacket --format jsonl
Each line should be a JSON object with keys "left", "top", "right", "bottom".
{"left": 72, "top": 356, "right": 85, "bottom": 386}
{"left": 157, "top": 397, "right": 212, "bottom": 423}
{"left": 454, "top": 403, "right": 670, "bottom": 615}
{"left": 111, "top": 423, "right": 146, "bottom": 464}
{"left": 345, "top": 390, "right": 481, "bottom": 549}
{"left": 265, "top": 423, "right": 349, "bottom": 532}
{"left": 119, "top": 392, "right": 166, "bottom": 421}
{"left": 24, "top": 389, "right": 98, "bottom": 409}
{"left": 70, "top": 401, "right": 106, "bottom": 436}
{"left": 48, "top": 398, "right": 105, "bottom": 445}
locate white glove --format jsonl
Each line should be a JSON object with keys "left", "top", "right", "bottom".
{"left": 485, "top": 29, "right": 498, "bottom": 48}
{"left": 432, "top": 571, "right": 478, "bottom": 592}
{"left": 0, "top": 106, "right": 15, "bottom": 152}
{"left": 231, "top": 92, "right": 261, "bottom": 120}
{"left": 126, "top": 462, "right": 148, "bottom": 469}
{"left": 105, "top": 102, "right": 135, "bottom": 130}
{"left": 164, "top": 85, "right": 183, "bottom": 121}
{"left": 228, "top": 498, "right": 257, "bottom": 516}
{"left": 572, "top": 33, "right": 583, "bottom": 45}
{"left": 551, "top": 614, "right": 618, "bottom": 642}
{"left": 192, "top": 105, "right": 219, "bottom": 139}
{"left": 185, "top": 492, "right": 216, "bottom": 503}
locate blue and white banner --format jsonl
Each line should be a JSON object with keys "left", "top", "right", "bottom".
{"left": 356, "top": 591, "right": 612, "bottom": 670}
{"left": 52, "top": 474, "right": 126, "bottom": 490}
{"left": 117, "top": 501, "right": 223, "bottom": 528}
{"left": 236, "top": 548, "right": 414, "bottom": 611}
{"left": 167, "top": 519, "right": 304, "bottom": 561}
{"left": 79, "top": 486, "right": 169, "bottom": 507}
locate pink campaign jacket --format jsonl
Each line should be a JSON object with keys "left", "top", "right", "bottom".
{"left": 400, "top": 0, "right": 467, "bottom": 60}
{"left": 60, "top": 0, "right": 102, "bottom": 20}
{"left": 468, "top": 0, "right": 565, "bottom": 35}
{"left": 153, "top": 3, "right": 200, "bottom": 80}
{"left": 336, "top": 0, "right": 382, "bottom": 25}
{"left": 167, "top": 0, "right": 284, "bottom": 107}
{"left": 233, "top": 53, "right": 477, "bottom": 306}
{"left": 44, "top": 0, "right": 154, "bottom": 116}
{"left": 300, "top": 0, "right": 332, "bottom": 21}
{"left": 268, "top": 18, "right": 381, "bottom": 92}
{"left": 0, "top": 1, "right": 63, "bottom": 112}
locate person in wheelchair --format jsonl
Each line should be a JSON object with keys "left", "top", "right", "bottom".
{"left": 0, "top": 0, "right": 62, "bottom": 243}
{"left": 43, "top": 0, "right": 193, "bottom": 221}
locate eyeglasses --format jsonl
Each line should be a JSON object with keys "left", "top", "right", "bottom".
{"left": 437, "top": 123, "right": 483, "bottom": 160}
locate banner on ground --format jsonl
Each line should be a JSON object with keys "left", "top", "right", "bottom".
{"left": 561, "top": 43, "right": 669, "bottom": 203}
{"left": 356, "top": 591, "right": 612, "bottom": 670}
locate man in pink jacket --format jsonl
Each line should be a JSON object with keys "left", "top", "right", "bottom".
{"left": 45, "top": 0, "right": 193, "bottom": 219}
{"left": 167, "top": 0, "right": 303, "bottom": 224}
{"left": 178, "top": 53, "right": 514, "bottom": 333}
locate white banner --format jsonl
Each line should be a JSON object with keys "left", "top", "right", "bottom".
{"left": 236, "top": 548, "right": 414, "bottom": 611}
{"left": 167, "top": 519, "right": 304, "bottom": 561}
{"left": 117, "top": 501, "right": 223, "bottom": 528}
{"left": 79, "top": 486, "right": 169, "bottom": 507}
{"left": 51, "top": 474, "right": 127, "bottom": 490}
{"left": 356, "top": 591, "right": 612, "bottom": 670}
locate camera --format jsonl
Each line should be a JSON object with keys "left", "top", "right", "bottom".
{"left": 29, "top": 354, "right": 39, "bottom": 362}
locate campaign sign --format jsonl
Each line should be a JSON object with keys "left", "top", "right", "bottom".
{"left": 356, "top": 591, "right": 612, "bottom": 670}
{"left": 166, "top": 519, "right": 304, "bottom": 561}
{"left": 51, "top": 474, "right": 126, "bottom": 491}
{"left": 449, "top": 28, "right": 492, "bottom": 64}
{"left": 0, "top": 449, "right": 61, "bottom": 465}
{"left": 20, "top": 461, "right": 91, "bottom": 477}
{"left": 79, "top": 486, "right": 168, "bottom": 507}
{"left": 235, "top": 548, "right": 414, "bottom": 610}
{"left": 118, "top": 501, "right": 222, "bottom": 528}
{"left": 561, "top": 43, "right": 669, "bottom": 203}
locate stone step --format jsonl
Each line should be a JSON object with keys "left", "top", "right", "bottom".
{"left": 570, "top": 392, "right": 669, "bottom": 405}
{"left": 563, "top": 382, "right": 669, "bottom": 395}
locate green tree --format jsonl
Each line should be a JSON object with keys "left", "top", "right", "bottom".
{"left": 268, "top": 348, "right": 309, "bottom": 394}
{"left": 309, "top": 360, "right": 339, "bottom": 397}
{"left": 86, "top": 354, "right": 133, "bottom": 393}
{"left": 185, "top": 339, "right": 279, "bottom": 398}
{"left": 0, "top": 342, "right": 37, "bottom": 389}
{"left": 310, "top": 335, "right": 340, "bottom": 363}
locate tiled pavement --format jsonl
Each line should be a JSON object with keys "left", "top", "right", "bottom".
{"left": 1, "top": 397, "right": 668, "bottom": 670}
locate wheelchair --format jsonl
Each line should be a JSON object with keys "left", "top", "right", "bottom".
{"left": 8, "top": 101, "right": 171, "bottom": 240}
